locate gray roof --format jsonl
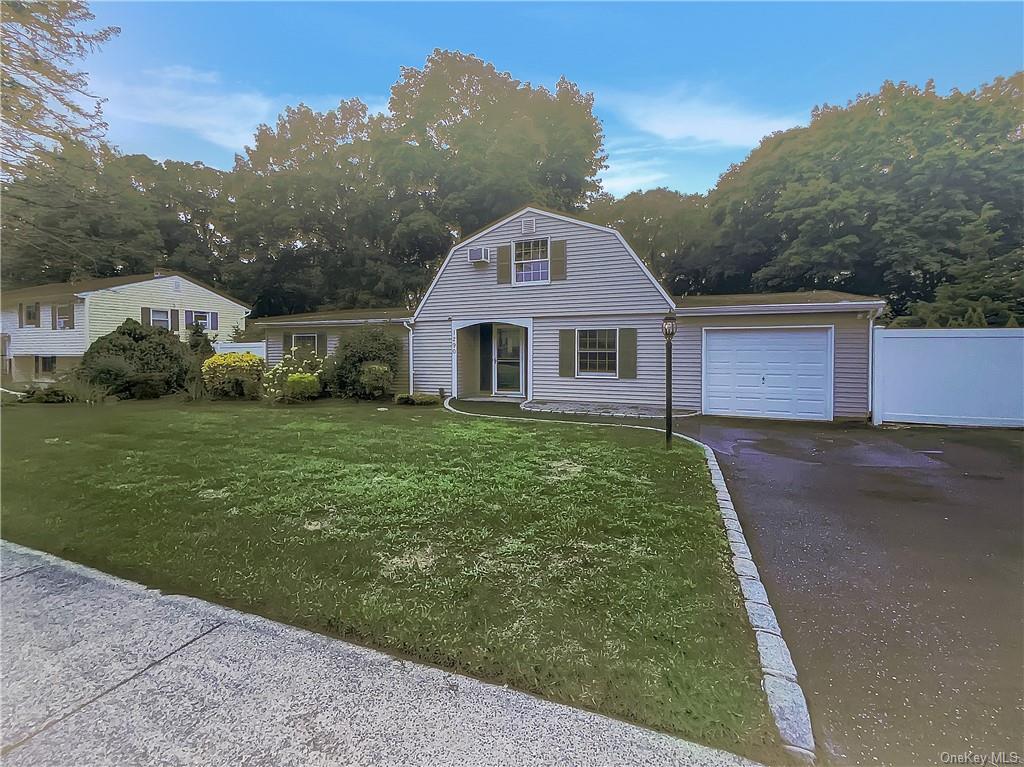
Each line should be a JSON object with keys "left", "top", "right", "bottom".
{"left": 3, "top": 270, "right": 250, "bottom": 308}
{"left": 675, "top": 290, "right": 885, "bottom": 308}
{"left": 252, "top": 307, "right": 412, "bottom": 325}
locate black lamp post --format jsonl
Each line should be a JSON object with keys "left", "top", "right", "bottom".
{"left": 662, "top": 312, "right": 677, "bottom": 448}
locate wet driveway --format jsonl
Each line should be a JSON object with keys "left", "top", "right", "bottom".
{"left": 675, "top": 418, "right": 1023, "bottom": 766}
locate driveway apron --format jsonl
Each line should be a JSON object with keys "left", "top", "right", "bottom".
{"left": 676, "top": 418, "right": 1024, "bottom": 766}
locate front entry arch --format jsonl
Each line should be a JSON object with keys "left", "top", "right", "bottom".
{"left": 451, "top": 318, "right": 533, "bottom": 400}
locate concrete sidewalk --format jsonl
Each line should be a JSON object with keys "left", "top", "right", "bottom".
{"left": 1, "top": 541, "right": 760, "bottom": 767}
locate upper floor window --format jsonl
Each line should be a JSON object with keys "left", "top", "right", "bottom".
{"left": 56, "top": 304, "right": 74, "bottom": 329}
{"left": 150, "top": 309, "right": 171, "bottom": 330}
{"left": 513, "top": 239, "right": 549, "bottom": 284}
{"left": 577, "top": 329, "right": 618, "bottom": 376}
{"left": 24, "top": 303, "right": 39, "bottom": 326}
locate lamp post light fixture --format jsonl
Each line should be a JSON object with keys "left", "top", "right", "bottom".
{"left": 662, "top": 312, "right": 677, "bottom": 448}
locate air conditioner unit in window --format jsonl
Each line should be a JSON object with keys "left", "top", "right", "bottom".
{"left": 467, "top": 247, "right": 493, "bottom": 264}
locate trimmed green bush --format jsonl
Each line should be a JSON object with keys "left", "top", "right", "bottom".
{"left": 284, "top": 373, "right": 321, "bottom": 400}
{"left": 358, "top": 362, "right": 394, "bottom": 399}
{"left": 322, "top": 327, "right": 402, "bottom": 399}
{"left": 81, "top": 319, "right": 190, "bottom": 397}
{"left": 395, "top": 391, "right": 441, "bottom": 406}
{"left": 201, "top": 352, "right": 264, "bottom": 399}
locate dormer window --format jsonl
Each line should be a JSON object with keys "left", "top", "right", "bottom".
{"left": 513, "top": 238, "right": 549, "bottom": 284}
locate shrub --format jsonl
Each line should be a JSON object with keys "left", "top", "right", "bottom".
{"left": 21, "top": 384, "right": 72, "bottom": 404}
{"left": 129, "top": 373, "right": 166, "bottom": 400}
{"left": 395, "top": 391, "right": 441, "bottom": 406}
{"left": 57, "top": 368, "right": 109, "bottom": 405}
{"left": 322, "top": 327, "right": 402, "bottom": 399}
{"left": 82, "top": 319, "right": 190, "bottom": 398}
{"left": 358, "top": 362, "right": 394, "bottom": 399}
{"left": 201, "top": 352, "right": 264, "bottom": 399}
{"left": 182, "top": 356, "right": 208, "bottom": 402}
{"left": 83, "top": 355, "right": 135, "bottom": 395}
{"left": 284, "top": 373, "right": 321, "bottom": 400}
{"left": 187, "top": 324, "right": 215, "bottom": 361}
{"left": 265, "top": 348, "right": 324, "bottom": 402}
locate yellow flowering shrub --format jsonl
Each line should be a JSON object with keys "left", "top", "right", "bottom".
{"left": 201, "top": 352, "right": 265, "bottom": 399}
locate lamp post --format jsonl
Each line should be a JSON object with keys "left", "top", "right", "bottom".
{"left": 662, "top": 312, "right": 677, "bottom": 448}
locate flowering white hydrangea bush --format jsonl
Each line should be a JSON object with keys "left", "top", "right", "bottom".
{"left": 265, "top": 347, "right": 324, "bottom": 402}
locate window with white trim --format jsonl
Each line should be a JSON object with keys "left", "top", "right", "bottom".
{"left": 192, "top": 310, "right": 210, "bottom": 330}
{"left": 577, "top": 329, "right": 618, "bottom": 376}
{"left": 513, "top": 238, "right": 549, "bottom": 284}
{"left": 292, "top": 334, "right": 317, "bottom": 354}
{"left": 150, "top": 309, "right": 170, "bottom": 330}
{"left": 56, "top": 303, "right": 74, "bottom": 329}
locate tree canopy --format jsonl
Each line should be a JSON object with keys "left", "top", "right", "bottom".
{"left": 2, "top": 24, "right": 1020, "bottom": 326}
{"left": 1, "top": 1, "right": 119, "bottom": 174}
{"left": 591, "top": 75, "right": 1023, "bottom": 324}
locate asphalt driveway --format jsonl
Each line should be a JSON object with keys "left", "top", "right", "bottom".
{"left": 675, "top": 417, "right": 1024, "bottom": 766}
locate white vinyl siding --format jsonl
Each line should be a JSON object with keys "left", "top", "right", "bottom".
{"left": 0, "top": 303, "right": 88, "bottom": 357}
{"left": 417, "top": 211, "right": 670, "bottom": 320}
{"left": 410, "top": 320, "right": 453, "bottom": 394}
{"left": 84, "top": 276, "right": 247, "bottom": 343}
{"left": 535, "top": 316, "right": 667, "bottom": 405}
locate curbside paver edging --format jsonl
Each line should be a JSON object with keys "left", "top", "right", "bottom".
{"left": 442, "top": 399, "right": 817, "bottom": 763}
{"left": 700, "top": 445, "right": 817, "bottom": 764}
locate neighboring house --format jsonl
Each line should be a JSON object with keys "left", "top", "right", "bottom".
{"left": 1, "top": 271, "right": 250, "bottom": 385}
{"left": 255, "top": 207, "right": 887, "bottom": 422}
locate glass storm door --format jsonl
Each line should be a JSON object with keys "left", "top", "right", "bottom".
{"left": 493, "top": 325, "right": 523, "bottom": 394}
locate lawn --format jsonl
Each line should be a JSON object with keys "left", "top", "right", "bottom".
{"left": 1, "top": 399, "right": 777, "bottom": 758}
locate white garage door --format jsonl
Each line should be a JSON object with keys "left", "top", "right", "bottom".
{"left": 703, "top": 327, "right": 833, "bottom": 421}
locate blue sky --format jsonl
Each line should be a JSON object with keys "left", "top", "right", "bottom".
{"left": 87, "top": 2, "right": 1023, "bottom": 196}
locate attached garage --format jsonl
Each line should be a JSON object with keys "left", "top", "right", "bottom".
{"left": 672, "top": 292, "right": 888, "bottom": 422}
{"left": 703, "top": 327, "right": 833, "bottom": 421}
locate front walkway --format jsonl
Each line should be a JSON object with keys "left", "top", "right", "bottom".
{"left": 1, "top": 542, "right": 759, "bottom": 767}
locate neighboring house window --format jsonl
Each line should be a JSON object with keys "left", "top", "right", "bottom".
{"left": 24, "top": 303, "right": 39, "bottom": 326}
{"left": 192, "top": 311, "right": 210, "bottom": 330}
{"left": 513, "top": 238, "right": 549, "bottom": 284}
{"left": 292, "top": 334, "right": 317, "bottom": 354}
{"left": 38, "top": 356, "right": 57, "bottom": 375}
{"left": 150, "top": 309, "right": 171, "bottom": 330}
{"left": 2, "top": 359, "right": 11, "bottom": 377}
{"left": 56, "top": 304, "right": 74, "bottom": 329}
{"left": 577, "top": 329, "right": 618, "bottom": 376}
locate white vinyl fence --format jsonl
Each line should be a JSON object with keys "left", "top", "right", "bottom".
{"left": 872, "top": 328, "right": 1024, "bottom": 427}
{"left": 212, "top": 341, "right": 266, "bottom": 359}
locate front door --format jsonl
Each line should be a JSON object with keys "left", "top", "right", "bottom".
{"left": 493, "top": 325, "right": 524, "bottom": 395}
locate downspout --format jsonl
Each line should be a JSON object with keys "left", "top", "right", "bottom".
{"left": 403, "top": 321, "right": 414, "bottom": 395}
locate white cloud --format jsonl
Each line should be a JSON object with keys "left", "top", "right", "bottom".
{"left": 97, "top": 68, "right": 276, "bottom": 152}
{"left": 604, "top": 88, "right": 803, "bottom": 148}
{"left": 143, "top": 65, "right": 222, "bottom": 85}
{"left": 599, "top": 157, "right": 670, "bottom": 197}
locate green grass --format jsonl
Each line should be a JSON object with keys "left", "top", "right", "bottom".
{"left": 1, "top": 399, "right": 777, "bottom": 759}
